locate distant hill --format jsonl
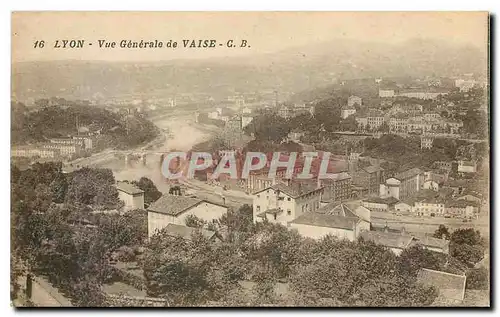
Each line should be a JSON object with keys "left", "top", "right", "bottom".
{"left": 12, "top": 38, "right": 486, "bottom": 103}
{"left": 11, "top": 101, "right": 159, "bottom": 150}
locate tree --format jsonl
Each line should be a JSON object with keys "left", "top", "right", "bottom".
{"left": 143, "top": 231, "right": 217, "bottom": 305}
{"left": 397, "top": 245, "right": 445, "bottom": 277}
{"left": 450, "top": 228, "right": 484, "bottom": 247}
{"left": 450, "top": 243, "right": 484, "bottom": 267}
{"left": 185, "top": 215, "right": 207, "bottom": 228}
{"left": 132, "top": 177, "right": 162, "bottom": 206}
{"left": 66, "top": 167, "right": 120, "bottom": 209}
{"left": 466, "top": 267, "right": 489, "bottom": 290}
{"left": 433, "top": 225, "right": 451, "bottom": 240}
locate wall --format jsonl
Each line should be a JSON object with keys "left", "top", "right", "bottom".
{"left": 118, "top": 191, "right": 144, "bottom": 211}
{"left": 290, "top": 223, "right": 355, "bottom": 241}
{"left": 18, "top": 275, "right": 73, "bottom": 307}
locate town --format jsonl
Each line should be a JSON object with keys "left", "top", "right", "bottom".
{"left": 11, "top": 11, "right": 490, "bottom": 309}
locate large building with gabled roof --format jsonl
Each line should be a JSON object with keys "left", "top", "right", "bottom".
{"left": 147, "top": 194, "right": 228, "bottom": 238}
{"left": 289, "top": 202, "right": 371, "bottom": 241}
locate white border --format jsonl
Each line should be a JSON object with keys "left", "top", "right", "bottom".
{"left": 2, "top": 1, "right": 497, "bottom": 316}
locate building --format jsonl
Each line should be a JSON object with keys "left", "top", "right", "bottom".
{"left": 161, "top": 223, "right": 221, "bottom": 243}
{"left": 241, "top": 115, "right": 253, "bottom": 128}
{"left": 252, "top": 181, "right": 323, "bottom": 226}
{"left": 277, "top": 105, "right": 292, "bottom": 119}
{"left": 455, "top": 79, "right": 476, "bottom": 92}
{"left": 394, "top": 200, "right": 414, "bottom": 214}
{"left": 414, "top": 198, "right": 446, "bottom": 217}
{"left": 361, "top": 196, "right": 399, "bottom": 212}
{"left": 341, "top": 104, "right": 357, "bottom": 119}
{"left": 379, "top": 89, "right": 395, "bottom": 98}
{"left": 359, "top": 231, "right": 416, "bottom": 255}
{"left": 458, "top": 160, "right": 477, "bottom": 174}
{"left": 456, "top": 191, "right": 483, "bottom": 204}
{"left": 410, "top": 234, "right": 450, "bottom": 254}
{"left": 389, "top": 114, "right": 409, "bottom": 133}
{"left": 433, "top": 161, "right": 453, "bottom": 172}
{"left": 320, "top": 172, "right": 352, "bottom": 203}
{"left": 421, "top": 136, "right": 434, "bottom": 149}
{"left": 347, "top": 95, "right": 362, "bottom": 107}
{"left": 366, "top": 112, "right": 386, "bottom": 131}
{"left": 147, "top": 195, "right": 228, "bottom": 238}
{"left": 352, "top": 165, "right": 385, "bottom": 196}
{"left": 115, "top": 182, "right": 145, "bottom": 211}
{"left": 289, "top": 202, "right": 370, "bottom": 241}
{"left": 42, "top": 143, "right": 83, "bottom": 158}
{"left": 11, "top": 146, "right": 60, "bottom": 159}
{"left": 422, "top": 180, "right": 439, "bottom": 191}
{"left": 397, "top": 90, "right": 448, "bottom": 100}
{"left": 445, "top": 200, "right": 479, "bottom": 219}
{"left": 417, "top": 268, "right": 466, "bottom": 302}
{"left": 381, "top": 168, "right": 423, "bottom": 200}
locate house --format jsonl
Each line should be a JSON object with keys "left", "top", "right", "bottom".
{"left": 362, "top": 196, "right": 399, "bottom": 212}
{"left": 115, "top": 182, "right": 145, "bottom": 211}
{"left": 341, "top": 104, "right": 357, "bottom": 119}
{"left": 359, "top": 231, "right": 416, "bottom": 255}
{"left": 252, "top": 181, "right": 323, "bottom": 226}
{"left": 394, "top": 202, "right": 411, "bottom": 215}
{"left": 443, "top": 179, "right": 470, "bottom": 196}
{"left": 410, "top": 233, "right": 450, "bottom": 254}
{"left": 445, "top": 200, "right": 479, "bottom": 219}
{"left": 162, "top": 223, "right": 221, "bottom": 243}
{"left": 147, "top": 195, "right": 228, "bottom": 238}
{"left": 417, "top": 268, "right": 466, "bottom": 302}
{"left": 289, "top": 202, "right": 370, "bottom": 241}
{"left": 414, "top": 198, "right": 446, "bottom": 217}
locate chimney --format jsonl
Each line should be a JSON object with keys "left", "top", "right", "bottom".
{"left": 401, "top": 226, "right": 407, "bottom": 235}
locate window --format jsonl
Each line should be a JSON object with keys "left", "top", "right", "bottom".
{"left": 287, "top": 197, "right": 291, "bottom": 201}
{"left": 287, "top": 209, "right": 291, "bottom": 216}
{"left": 273, "top": 214, "right": 277, "bottom": 220}
{"left": 257, "top": 195, "right": 260, "bottom": 198}
{"left": 257, "top": 206, "right": 260, "bottom": 212}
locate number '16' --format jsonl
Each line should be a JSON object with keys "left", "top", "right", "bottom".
{"left": 34, "top": 40, "right": 45, "bottom": 48}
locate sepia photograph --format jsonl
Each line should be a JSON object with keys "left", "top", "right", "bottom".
{"left": 10, "top": 11, "right": 490, "bottom": 308}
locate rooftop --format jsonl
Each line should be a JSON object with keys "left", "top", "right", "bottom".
{"left": 115, "top": 182, "right": 144, "bottom": 195}
{"left": 417, "top": 268, "right": 466, "bottom": 301}
{"left": 147, "top": 195, "right": 226, "bottom": 216}
{"left": 289, "top": 211, "right": 359, "bottom": 230}
{"left": 363, "top": 196, "right": 399, "bottom": 206}
{"left": 394, "top": 167, "right": 423, "bottom": 181}
{"left": 255, "top": 181, "right": 322, "bottom": 199}
{"left": 163, "top": 223, "right": 218, "bottom": 241}
{"left": 359, "top": 231, "right": 415, "bottom": 249}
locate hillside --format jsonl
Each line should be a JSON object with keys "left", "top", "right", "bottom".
{"left": 11, "top": 101, "right": 160, "bottom": 150}
{"left": 12, "top": 38, "right": 486, "bottom": 103}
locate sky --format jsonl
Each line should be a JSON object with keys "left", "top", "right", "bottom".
{"left": 12, "top": 11, "right": 489, "bottom": 62}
